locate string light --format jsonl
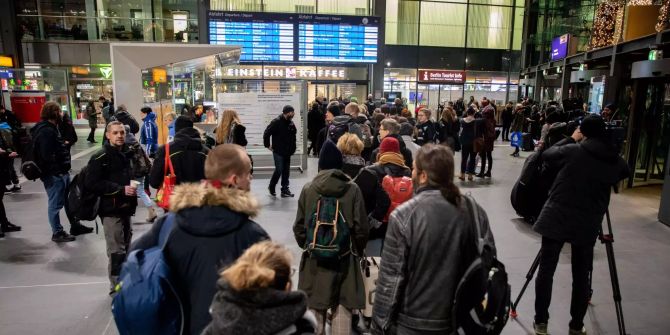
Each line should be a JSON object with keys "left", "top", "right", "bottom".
{"left": 589, "top": 0, "right": 625, "bottom": 49}
{"left": 657, "top": 0, "right": 670, "bottom": 32}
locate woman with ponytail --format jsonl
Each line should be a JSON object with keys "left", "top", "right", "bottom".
{"left": 372, "top": 144, "right": 495, "bottom": 334}
{"left": 203, "top": 241, "right": 317, "bottom": 335}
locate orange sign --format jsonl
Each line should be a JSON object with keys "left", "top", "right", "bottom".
{"left": 152, "top": 68, "right": 167, "bottom": 83}
{"left": 0, "top": 56, "right": 13, "bottom": 67}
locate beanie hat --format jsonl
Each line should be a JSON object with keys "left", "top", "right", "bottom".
{"left": 174, "top": 115, "right": 194, "bottom": 133}
{"left": 379, "top": 137, "right": 400, "bottom": 154}
{"left": 282, "top": 105, "right": 295, "bottom": 114}
{"left": 318, "top": 139, "right": 343, "bottom": 171}
{"left": 580, "top": 114, "right": 606, "bottom": 139}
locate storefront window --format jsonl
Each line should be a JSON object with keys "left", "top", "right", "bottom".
{"left": 419, "top": 2, "right": 466, "bottom": 48}
{"left": 386, "top": 0, "right": 419, "bottom": 46}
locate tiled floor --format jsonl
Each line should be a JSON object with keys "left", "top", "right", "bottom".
{"left": 0, "top": 130, "right": 668, "bottom": 334}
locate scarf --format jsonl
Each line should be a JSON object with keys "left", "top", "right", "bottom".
{"left": 343, "top": 155, "right": 365, "bottom": 166}
{"left": 377, "top": 152, "right": 408, "bottom": 169}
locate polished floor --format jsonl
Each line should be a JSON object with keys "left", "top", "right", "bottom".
{"left": 0, "top": 129, "right": 668, "bottom": 335}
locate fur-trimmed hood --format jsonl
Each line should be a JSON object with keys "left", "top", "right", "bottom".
{"left": 169, "top": 182, "right": 260, "bottom": 217}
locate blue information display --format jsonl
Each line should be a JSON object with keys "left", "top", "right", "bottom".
{"left": 208, "top": 11, "right": 379, "bottom": 63}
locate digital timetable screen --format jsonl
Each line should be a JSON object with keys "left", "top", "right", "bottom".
{"left": 208, "top": 11, "right": 379, "bottom": 63}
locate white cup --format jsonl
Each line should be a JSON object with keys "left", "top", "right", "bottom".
{"left": 130, "top": 180, "right": 140, "bottom": 188}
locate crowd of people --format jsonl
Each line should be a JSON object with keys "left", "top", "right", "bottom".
{"left": 0, "top": 92, "right": 630, "bottom": 335}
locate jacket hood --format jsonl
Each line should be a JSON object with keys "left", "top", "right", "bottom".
{"left": 143, "top": 111, "right": 156, "bottom": 123}
{"left": 580, "top": 138, "right": 619, "bottom": 163}
{"left": 31, "top": 120, "right": 56, "bottom": 135}
{"left": 174, "top": 127, "right": 204, "bottom": 150}
{"left": 169, "top": 182, "right": 260, "bottom": 236}
{"left": 207, "top": 280, "right": 308, "bottom": 335}
{"left": 386, "top": 133, "right": 408, "bottom": 150}
{"left": 311, "top": 169, "right": 351, "bottom": 197}
{"left": 355, "top": 115, "right": 368, "bottom": 124}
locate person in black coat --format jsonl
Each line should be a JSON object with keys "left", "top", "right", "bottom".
{"left": 501, "top": 102, "right": 514, "bottom": 141}
{"left": 131, "top": 145, "right": 269, "bottom": 335}
{"left": 263, "top": 105, "right": 297, "bottom": 198}
{"left": 370, "top": 118, "right": 413, "bottom": 168}
{"left": 0, "top": 133, "right": 20, "bottom": 237}
{"left": 414, "top": 108, "right": 438, "bottom": 146}
{"left": 307, "top": 101, "right": 325, "bottom": 156}
{"left": 532, "top": 115, "right": 629, "bottom": 335}
{"left": 111, "top": 105, "right": 140, "bottom": 134}
{"left": 315, "top": 102, "right": 340, "bottom": 155}
{"left": 150, "top": 116, "right": 209, "bottom": 189}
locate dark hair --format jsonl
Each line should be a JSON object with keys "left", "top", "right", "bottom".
{"left": 415, "top": 144, "right": 461, "bottom": 207}
{"left": 40, "top": 101, "right": 61, "bottom": 121}
{"left": 466, "top": 107, "right": 476, "bottom": 116}
{"left": 140, "top": 107, "right": 152, "bottom": 114}
{"left": 380, "top": 105, "right": 390, "bottom": 115}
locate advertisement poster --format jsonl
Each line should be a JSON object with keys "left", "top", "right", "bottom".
{"left": 10, "top": 91, "right": 46, "bottom": 123}
{"left": 217, "top": 92, "right": 303, "bottom": 155}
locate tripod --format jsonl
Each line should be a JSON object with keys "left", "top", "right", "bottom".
{"left": 509, "top": 208, "right": 629, "bottom": 335}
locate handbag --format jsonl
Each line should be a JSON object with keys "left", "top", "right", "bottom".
{"left": 156, "top": 142, "right": 176, "bottom": 210}
{"left": 473, "top": 137, "right": 485, "bottom": 153}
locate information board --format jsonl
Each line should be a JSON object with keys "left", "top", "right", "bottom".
{"left": 217, "top": 92, "right": 303, "bottom": 155}
{"left": 208, "top": 11, "right": 379, "bottom": 63}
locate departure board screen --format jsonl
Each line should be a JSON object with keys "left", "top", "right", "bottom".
{"left": 208, "top": 11, "right": 379, "bottom": 63}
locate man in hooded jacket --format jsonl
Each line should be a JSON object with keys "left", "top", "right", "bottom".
{"left": 532, "top": 114, "right": 629, "bottom": 335}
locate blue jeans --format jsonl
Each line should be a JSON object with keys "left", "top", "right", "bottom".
{"left": 270, "top": 153, "right": 291, "bottom": 191}
{"left": 41, "top": 174, "right": 70, "bottom": 234}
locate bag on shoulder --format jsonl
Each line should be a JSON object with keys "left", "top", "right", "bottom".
{"left": 328, "top": 119, "right": 350, "bottom": 143}
{"left": 20, "top": 130, "right": 42, "bottom": 181}
{"left": 381, "top": 167, "right": 413, "bottom": 223}
{"left": 112, "top": 214, "right": 184, "bottom": 335}
{"left": 156, "top": 143, "right": 176, "bottom": 210}
{"left": 356, "top": 122, "right": 374, "bottom": 148}
{"left": 453, "top": 196, "right": 510, "bottom": 335}
{"left": 305, "top": 196, "right": 351, "bottom": 260}
{"left": 67, "top": 166, "right": 100, "bottom": 221}
{"left": 130, "top": 143, "right": 151, "bottom": 177}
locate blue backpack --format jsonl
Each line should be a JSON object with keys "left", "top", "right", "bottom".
{"left": 112, "top": 214, "right": 184, "bottom": 335}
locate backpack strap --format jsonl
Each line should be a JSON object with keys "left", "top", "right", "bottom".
{"left": 463, "top": 195, "right": 484, "bottom": 254}
{"left": 158, "top": 213, "right": 176, "bottom": 249}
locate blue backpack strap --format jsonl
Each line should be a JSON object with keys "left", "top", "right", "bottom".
{"left": 157, "top": 213, "right": 176, "bottom": 248}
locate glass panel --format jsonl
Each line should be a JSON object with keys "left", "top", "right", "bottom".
{"left": 419, "top": 2, "right": 466, "bottom": 48}
{"left": 265, "top": 0, "right": 316, "bottom": 13}
{"left": 385, "top": 0, "right": 419, "bottom": 46}
{"left": 512, "top": 6, "right": 523, "bottom": 50}
{"left": 210, "top": 0, "right": 263, "bottom": 11}
{"left": 318, "top": 0, "right": 369, "bottom": 15}
{"left": 466, "top": 5, "right": 513, "bottom": 49}
{"left": 470, "top": 0, "right": 513, "bottom": 5}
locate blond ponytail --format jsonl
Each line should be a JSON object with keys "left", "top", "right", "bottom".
{"left": 221, "top": 241, "right": 292, "bottom": 291}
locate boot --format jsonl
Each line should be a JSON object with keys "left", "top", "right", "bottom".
{"left": 70, "top": 222, "right": 93, "bottom": 236}
{"left": 146, "top": 207, "right": 158, "bottom": 223}
{"left": 1, "top": 222, "right": 21, "bottom": 232}
{"left": 458, "top": 173, "right": 465, "bottom": 181}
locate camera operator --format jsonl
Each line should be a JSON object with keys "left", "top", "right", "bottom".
{"left": 532, "top": 114, "right": 629, "bottom": 335}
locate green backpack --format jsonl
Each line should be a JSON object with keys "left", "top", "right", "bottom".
{"left": 305, "top": 197, "right": 351, "bottom": 260}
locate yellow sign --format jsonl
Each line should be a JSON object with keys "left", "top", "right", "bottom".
{"left": 152, "top": 68, "right": 167, "bottom": 83}
{"left": 0, "top": 56, "right": 13, "bottom": 67}
{"left": 71, "top": 66, "right": 90, "bottom": 75}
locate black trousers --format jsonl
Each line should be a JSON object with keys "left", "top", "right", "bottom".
{"left": 87, "top": 127, "right": 96, "bottom": 142}
{"left": 535, "top": 236, "right": 594, "bottom": 331}
{"left": 270, "top": 153, "right": 291, "bottom": 191}
{"left": 0, "top": 188, "right": 7, "bottom": 224}
{"left": 8, "top": 158, "right": 18, "bottom": 184}
{"left": 502, "top": 123, "right": 511, "bottom": 140}
{"left": 479, "top": 150, "right": 493, "bottom": 174}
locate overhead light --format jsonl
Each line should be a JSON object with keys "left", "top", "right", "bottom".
{"left": 386, "top": 62, "right": 391, "bottom": 67}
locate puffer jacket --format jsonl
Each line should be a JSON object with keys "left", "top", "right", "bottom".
{"left": 203, "top": 280, "right": 317, "bottom": 335}
{"left": 149, "top": 127, "right": 209, "bottom": 189}
{"left": 534, "top": 138, "right": 629, "bottom": 245}
{"left": 130, "top": 183, "right": 270, "bottom": 335}
{"left": 84, "top": 143, "right": 137, "bottom": 217}
{"left": 371, "top": 189, "right": 486, "bottom": 334}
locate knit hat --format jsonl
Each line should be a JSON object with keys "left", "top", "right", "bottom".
{"left": 174, "top": 115, "right": 194, "bottom": 133}
{"left": 580, "top": 114, "right": 606, "bottom": 139}
{"left": 282, "top": 105, "right": 295, "bottom": 114}
{"left": 318, "top": 139, "right": 343, "bottom": 171}
{"left": 379, "top": 137, "right": 400, "bottom": 154}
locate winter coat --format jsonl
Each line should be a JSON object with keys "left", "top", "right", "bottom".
{"left": 372, "top": 189, "right": 486, "bottom": 334}
{"left": 149, "top": 128, "right": 209, "bottom": 189}
{"left": 315, "top": 126, "right": 329, "bottom": 155}
{"left": 293, "top": 169, "right": 369, "bottom": 310}
{"left": 502, "top": 106, "right": 514, "bottom": 126}
{"left": 215, "top": 123, "right": 248, "bottom": 147}
{"left": 86, "top": 106, "right": 99, "bottom": 128}
{"left": 341, "top": 155, "right": 391, "bottom": 223}
{"left": 58, "top": 115, "right": 78, "bottom": 148}
{"left": 459, "top": 117, "right": 477, "bottom": 146}
{"left": 130, "top": 183, "right": 270, "bottom": 335}
{"left": 84, "top": 143, "right": 137, "bottom": 217}
{"left": 307, "top": 106, "right": 325, "bottom": 142}
{"left": 203, "top": 280, "right": 317, "bottom": 335}
{"left": 31, "top": 121, "right": 71, "bottom": 177}
{"left": 370, "top": 134, "right": 413, "bottom": 168}
{"left": 438, "top": 118, "right": 461, "bottom": 151}
{"left": 0, "top": 109, "right": 21, "bottom": 130}
{"left": 140, "top": 112, "right": 158, "bottom": 155}
{"left": 0, "top": 134, "right": 13, "bottom": 186}
{"left": 479, "top": 106, "right": 496, "bottom": 152}
{"left": 534, "top": 138, "right": 629, "bottom": 245}
{"left": 112, "top": 110, "right": 140, "bottom": 134}
{"left": 264, "top": 115, "right": 297, "bottom": 157}
{"left": 414, "top": 120, "right": 437, "bottom": 146}
{"left": 102, "top": 105, "right": 113, "bottom": 124}
{"left": 510, "top": 109, "right": 525, "bottom": 132}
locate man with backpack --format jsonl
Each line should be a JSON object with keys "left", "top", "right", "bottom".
{"left": 294, "top": 139, "right": 369, "bottom": 335}
{"left": 30, "top": 102, "right": 77, "bottom": 243}
{"left": 84, "top": 121, "right": 138, "bottom": 294}
{"left": 263, "top": 105, "right": 297, "bottom": 198}
{"left": 328, "top": 102, "right": 373, "bottom": 149}
{"left": 129, "top": 144, "right": 269, "bottom": 335}
{"left": 372, "top": 144, "right": 497, "bottom": 334}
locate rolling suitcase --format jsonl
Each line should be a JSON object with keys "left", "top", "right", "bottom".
{"left": 522, "top": 133, "right": 534, "bottom": 151}
{"left": 361, "top": 257, "right": 381, "bottom": 318}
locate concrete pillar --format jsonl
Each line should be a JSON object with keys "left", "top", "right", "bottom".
{"left": 372, "top": 0, "right": 386, "bottom": 98}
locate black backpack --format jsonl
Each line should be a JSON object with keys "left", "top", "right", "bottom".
{"left": 20, "top": 130, "right": 42, "bottom": 181}
{"left": 67, "top": 165, "right": 100, "bottom": 221}
{"left": 453, "top": 196, "right": 510, "bottom": 335}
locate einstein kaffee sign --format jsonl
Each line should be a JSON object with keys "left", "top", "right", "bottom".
{"left": 217, "top": 65, "right": 364, "bottom": 81}
{"left": 418, "top": 69, "right": 465, "bottom": 84}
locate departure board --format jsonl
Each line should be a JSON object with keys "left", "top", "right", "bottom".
{"left": 207, "top": 11, "right": 380, "bottom": 63}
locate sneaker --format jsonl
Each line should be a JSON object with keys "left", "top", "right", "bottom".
{"left": 51, "top": 231, "right": 76, "bottom": 243}
{"left": 0, "top": 229, "right": 4, "bottom": 238}
{"left": 484, "top": 171, "right": 491, "bottom": 178}
{"left": 9, "top": 185, "right": 21, "bottom": 192}
{"left": 1, "top": 222, "right": 21, "bottom": 232}
{"left": 268, "top": 186, "right": 276, "bottom": 197}
{"left": 70, "top": 223, "right": 93, "bottom": 236}
{"left": 281, "top": 189, "right": 295, "bottom": 198}
{"left": 533, "top": 322, "right": 548, "bottom": 335}
{"left": 569, "top": 327, "right": 587, "bottom": 335}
